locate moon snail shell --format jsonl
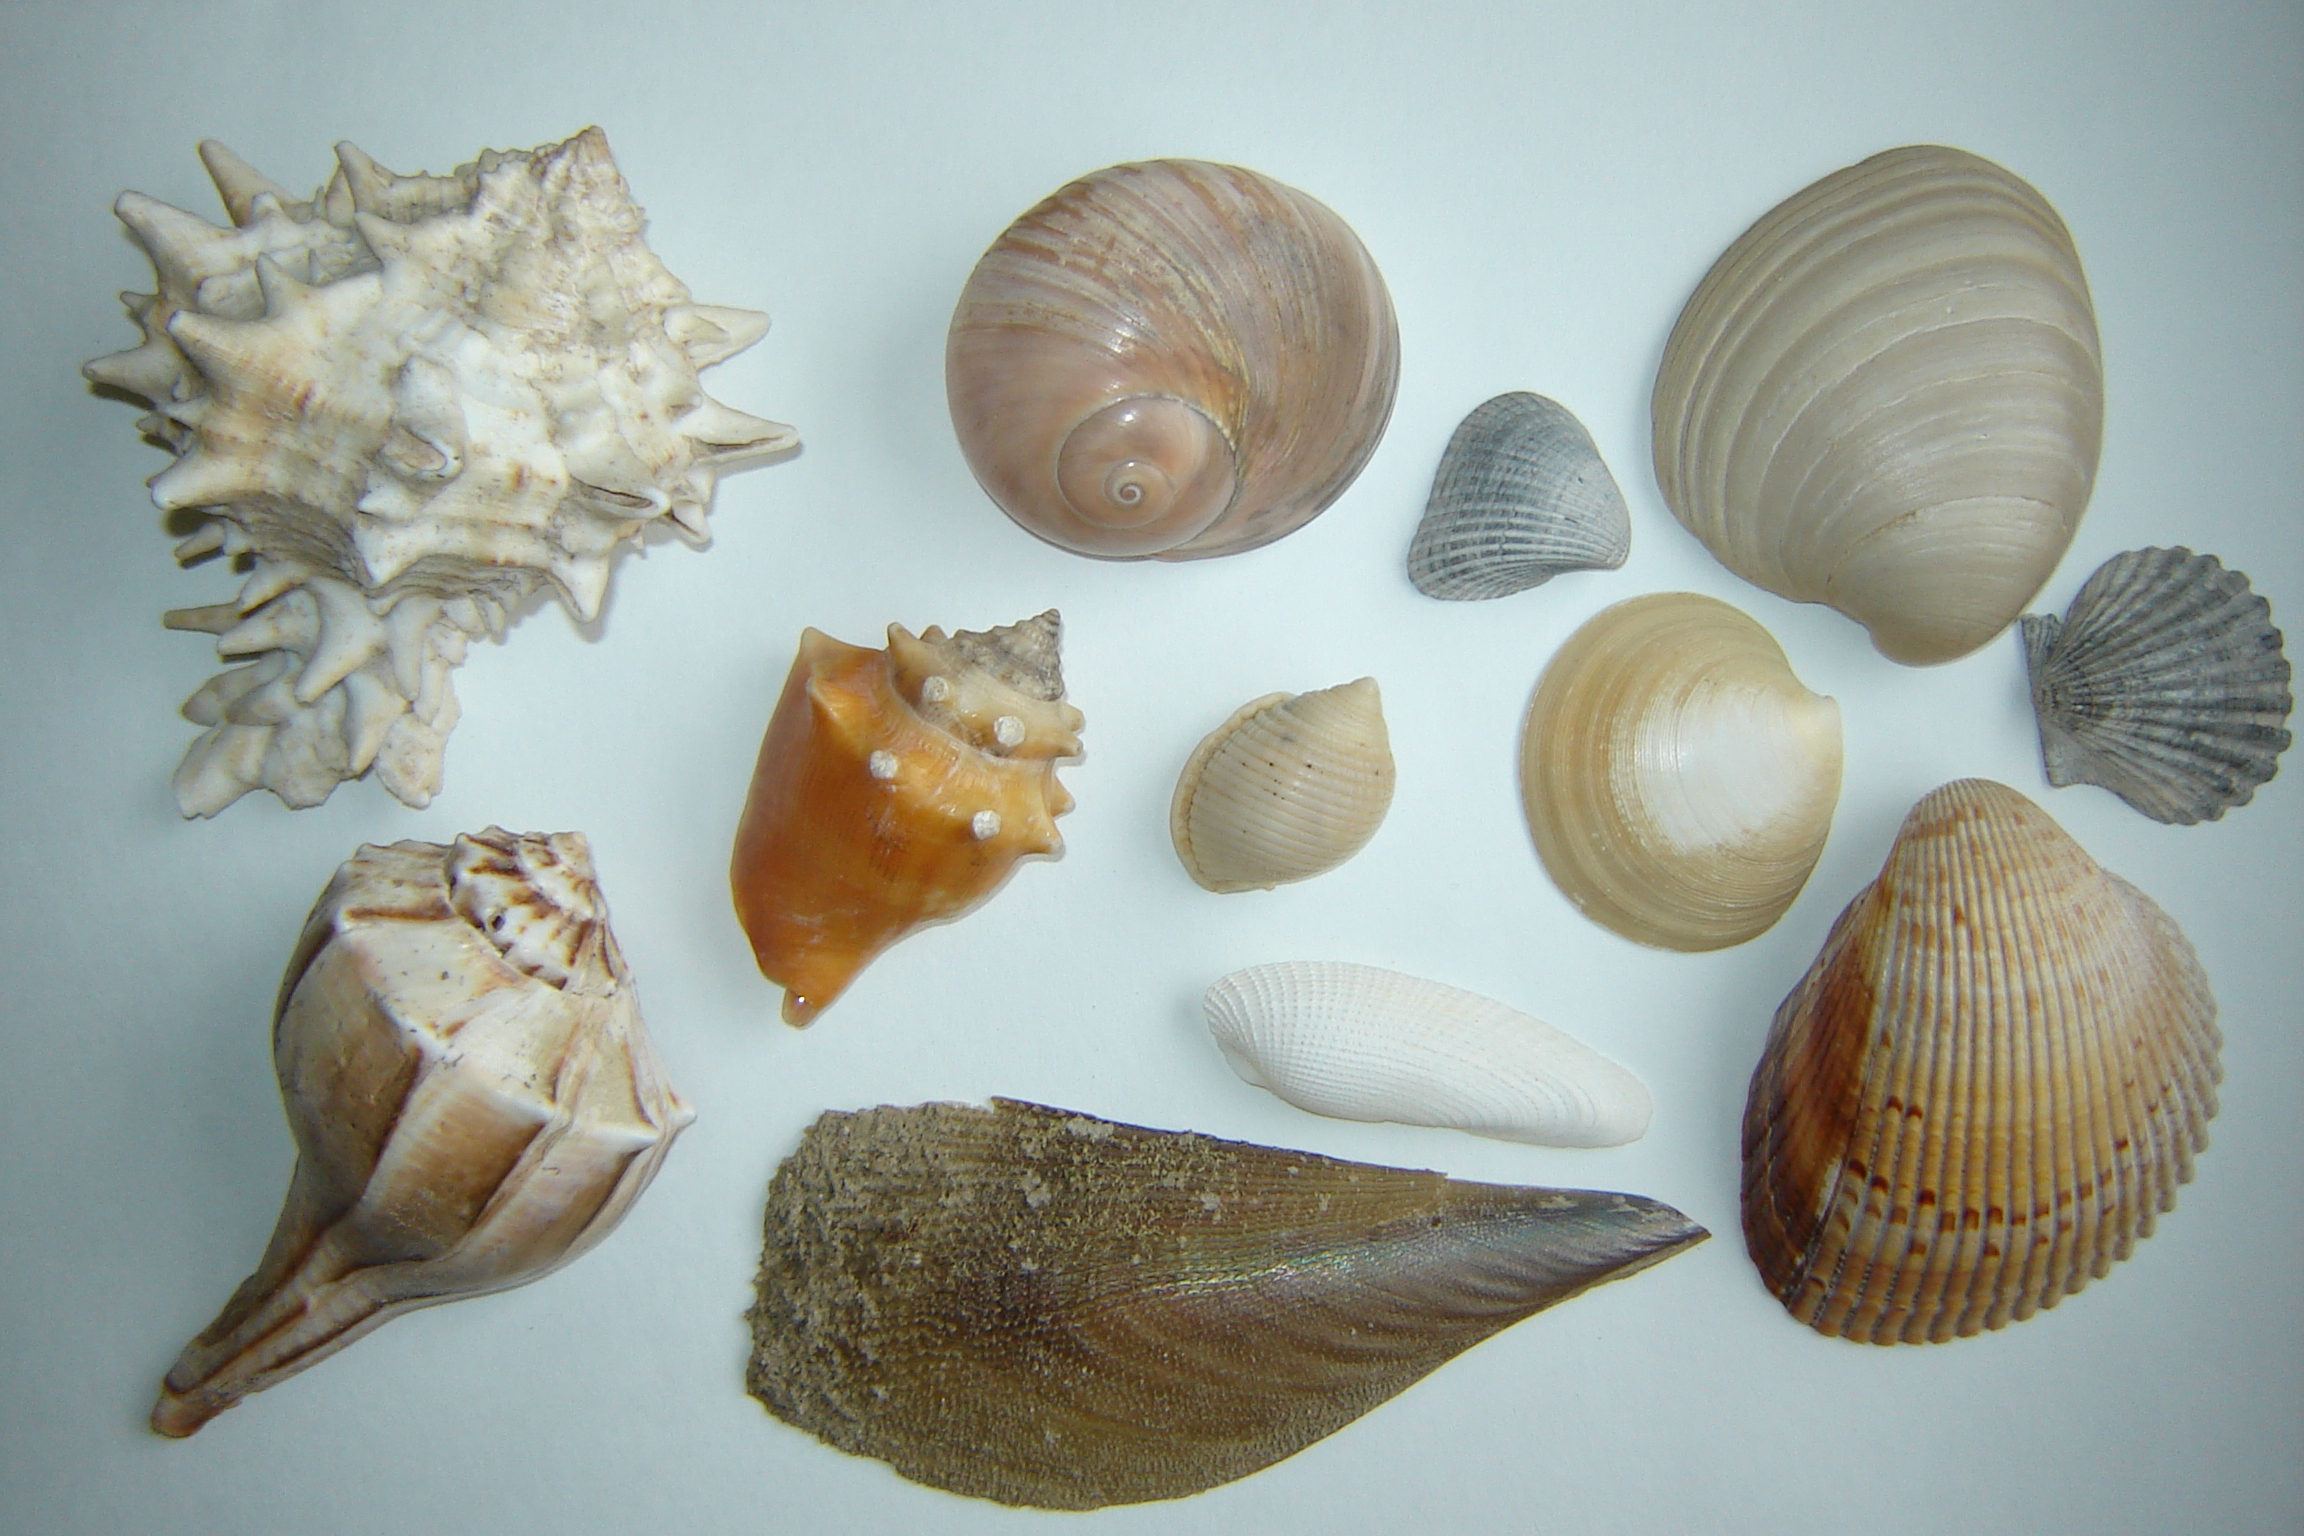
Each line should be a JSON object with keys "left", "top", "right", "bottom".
{"left": 948, "top": 160, "right": 1400, "bottom": 560}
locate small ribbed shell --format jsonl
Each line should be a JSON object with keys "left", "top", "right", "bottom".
{"left": 948, "top": 160, "right": 1399, "bottom": 560}
{"left": 1203, "top": 962, "right": 1652, "bottom": 1147}
{"left": 2022, "top": 547, "right": 2292, "bottom": 824}
{"left": 1742, "top": 780, "right": 2221, "bottom": 1344}
{"left": 1519, "top": 594, "right": 1842, "bottom": 950}
{"left": 1652, "top": 145, "right": 2102, "bottom": 665}
{"left": 1171, "top": 678, "right": 1394, "bottom": 892}
{"left": 1407, "top": 392, "right": 1631, "bottom": 600}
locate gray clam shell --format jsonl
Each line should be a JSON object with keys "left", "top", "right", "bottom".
{"left": 1407, "top": 392, "right": 1630, "bottom": 600}
{"left": 2021, "top": 547, "right": 2292, "bottom": 824}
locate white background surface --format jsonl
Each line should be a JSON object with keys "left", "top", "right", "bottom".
{"left": 2, "top": 3, "right": 2298, "bottom": 1532}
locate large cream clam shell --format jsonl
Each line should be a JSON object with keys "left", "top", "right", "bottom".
{"left": 947, "top": 160, "right": 1399, "bottom": 560}
{"left": 1741, "top": 780, "right": 2221, "bottom": 1343}
{"left": 1171, "top": 678, "right": 1395, "bottom": 892}
{"left": 1519, "top": 593, "right": 1842, "bottom": 950}
{"left": 1203, "top": 962, "right": 1652, "bottom": 1147}
{"left": 1652, "top": 145, "right": 2102, "bottom": 665}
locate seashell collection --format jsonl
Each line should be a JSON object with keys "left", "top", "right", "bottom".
{"left": 87, "top": 129, "right": 794, "bottom": 816}
{"left": 2022, "top": 547, "right": 2293, "bottom": 824}
{"left": 746, "top": 1099, "right": 1706, "bottom": 1508}
{"left": 1407, "top": 391, "right": 1631, "bottom": 600}
{"left": 1170, "top": 677, "right": 1395, "bottom": 892}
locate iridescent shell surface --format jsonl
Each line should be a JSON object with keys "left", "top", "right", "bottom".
{"left": 1407, "top": 391, "right": 1630, "bottom": 600}
{"left": 1171, "top": 678, "right": 1394, "bottom": 892}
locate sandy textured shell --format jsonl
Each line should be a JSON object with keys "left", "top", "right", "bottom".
{"left": 2022, "top": 547, "right": 2292, "bottom": 824}
{"left": 1520, "top": 593, "right": 1842, "bottom": 950}
{"left": 747, "top": 1099, "right": 1706, "bottom": 1509}
{"left": 1652, "top": 145, "right": 2102, "bottom": 665}
{"left": 947, "top": 160, "right": 1399, "bottom": 560}
{"left": 1742, "top": 780, "right": 2220, "bottom": 1344}
{"left": 1171, "top": 678, "right": 1394, "bottom": 892}
{"left": 1203, "top": 962, "right": 1652, "bottom": 1146}
{"left": 1407, "top": 392, "right": 1630, "bottom": 600}
{"left": 730, "top": 612, "right": 1083, "bottom": 1025}
{"left": 153, "top": 829, "right": 693, "bottom": 1436}
{"left": 87, "top": 130, "right": 795, "bottom": 815}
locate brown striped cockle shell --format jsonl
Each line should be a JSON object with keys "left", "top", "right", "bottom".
{"left": 747, "top": 1099, "right": 1707, "bottom": 1509}
{"left": 730, "top": 612, "right": 1083, "bottom": 1025}
{"left": 1741, "top": 779, "right": 2221, "bottom": 1344}
{"left": 1520, "top": 593, "right": 1842, "bottom": 950}
{"left": 947, "top": 160, "right": 1399, "bottom": 560}
{"left": 1171, "top": 678, "right": 1394, "bottom": 892}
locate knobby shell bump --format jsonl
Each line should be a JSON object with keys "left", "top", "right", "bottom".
{"left": 1407, "top": 391, "right": 1630, "bottom": 600}
{"left": 746, "top": 1099, "right": 1706, "bottom": 1509}
{"left": 87, "top": 130, "right": 796, "bottom": 815}
{"left": 1652, "top": 145, "right": 2102, "bottom": 664}
{"left": 2022, "top": 546, "right": 2293, "bottom": 823}
{"left": 153, "top": 829, "right": 693, "bottom": 1436}
{"left": 1742, "top": 780, "right": 2220, "bottom": 1344}
{"left": 1204, "top": 961, "right": 1652, "bottom": 1146}
{"left": 1171, "top": 678, "right": 1394, "bottom": 892}
{"left": 948, "top": 159, "right": 1399, "bottom": 560}
{"left": 730, "top": 612, "right": 1083, "bottom": 1025}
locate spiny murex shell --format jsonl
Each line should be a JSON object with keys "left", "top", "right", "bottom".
{"left": 153, "top": 828, "right": 693, "bottom": 1436}
{"left": 1520, "top": 593, "right": 1842, "bottom": 950}
{"left": 2022, "top": 546, "right": 2293, "bottom": 824}
{"left": 730, "top": 612, "right": 1083, "bottom": 1025}
{"left": 747, "top": 1098, "right": 1705, "bottom": 1508}
{"left": 87, "top": 129, "right": 796, "bottom": 816}
{"left": 1652, "top": 145, "right": 2102, "bottom": 665}
{"left": 1203, "top": 962, "right": 1652, "bottom": 1147}
{"left": 1407, "top": 391, "right": 1630, "bottom": 600}
{"left": 1742, "top": 779, "right": 2219, "bottom": 1344}
{"left": 948, "top": 159, "right": 1399, "bottom": 560}
{"left": 1171, "top": 677, "right": 1394, "bottom": 892}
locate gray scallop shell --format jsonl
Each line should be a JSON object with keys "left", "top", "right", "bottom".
{"left": 2021, "top": 547, "right": 2292, "bottom": 824}
{"left": 1407, "top": 392, "right": 1630, "bottom": 601}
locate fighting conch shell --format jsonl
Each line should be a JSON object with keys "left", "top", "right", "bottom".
{"left": 948, "top": 159, "right": 1399, "bottom": 560}
{"left": 730, "top": 612, "right": 1083, "bottom": 1025}
{"left": 87, "top": 130, "right": 795, "bottom": 815}
{"left": 153, "top": 828, "right": 693, "bottom": 1436}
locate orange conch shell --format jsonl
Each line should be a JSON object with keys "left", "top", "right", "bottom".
{"left": 730, "top": 612, "right": 1084, "bottom": 1024}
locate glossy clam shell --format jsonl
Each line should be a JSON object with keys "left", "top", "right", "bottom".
{"left": 1653, "top": 145, "right": 2102, "bottom": 664}
{"left": 1519, "top": 593, "right": 1842, "bottom": 950}
{"left": 1203, "top": 962, "right": 1652, "bottom": 1146}
{"left": 948, "top": 160, "right": 1399, "bottom": 560}
{"left": 1742, "top": 779, "right": 2221, "bottom": 1344}
{"left": 2022, "top": 547, "right": 2292, "bottom": 823}
{"left": 746, "top": 1099, "right": 1706, "bottom": 1509}
{"left": 1407, "top": 392, "right": 1630, "bottom": 600}
{"left": 1171, "top": 678, "right": 1394, "bottom": 892}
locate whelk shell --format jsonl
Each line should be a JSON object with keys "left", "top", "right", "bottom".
{"left": 746, "top": 1099, "right": 1706, "bottom": 1508}
{"left": 730, "top": 612, "right": 1083, "bottom": 1025}
{"left": 2022, "top": 546, "right": 2292, "bottom": 824}
{"left": 87, "top": 130, "right": 795, "bottom": 815}
{"left": 1742, "top": 780, "right": 2220, "bottom": 1344}
{"left": 1203, "top": 962, "right": 1652, "bottom": 1147}
{"left": 1407, "top": 391, "right": 1631, "bottom": 600}
{"left": 1519, "top": 593, "right": 1842, "bottom": 950}
{"left": 947, "top": 160, "right": 1399, "bottom": 560}
{"left": 1652, "top": 145, "right": 2102, "bottom": 664}
{"left": 1170, "top": 678, "right": 1394, "bottom": 892}
{"left": 154, "top": 829, "right": 692, "bottom": 1436}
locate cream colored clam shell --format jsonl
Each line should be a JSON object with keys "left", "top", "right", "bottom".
{"left": 1171, "top": 678, "right": 1395, "bottom": 892}
{"left": 1519, "top": 593, "right": 1842, "bottom": 950}
{"left": 1652, "top": 145, "right": 2102, "bottom": 665}
{"left": 1204, "top": 962, "right": 1652, "bottom": 1147}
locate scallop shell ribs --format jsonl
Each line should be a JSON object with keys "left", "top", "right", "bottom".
{"left": 153, "top": 828, "right": 693, "bottom": 1436}
{"left": 1741, "top": 780, "right": 2220, "bottom": 1344}
{"left": 747, "top": 1099, "right": 1706, "bottom": 1508}
{"left": 87, "top": 130, "right": 796, "bottom": 815}
{"left": 730, "top": 613, "right": 1083, "bottom": 1025}
{"left": 1408, "top": 391, "right": 1631, "bottom": 600}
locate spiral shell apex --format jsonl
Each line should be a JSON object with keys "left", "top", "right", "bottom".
{"left": 948, "top": 160, "right": 1399, "bottom": 560}
{"left": 1171, "top": 678, "right": 1395, "bottom": 892}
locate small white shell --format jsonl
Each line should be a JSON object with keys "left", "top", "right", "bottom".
{"left": 1204, "top": 962, "right": 1652, "bottom": 1147}
{"left": 1407, "top": 392, "right": 1630, "bottom": 600}
{"left": 1170, "top": 679, "right": 1394, "bottom": 892}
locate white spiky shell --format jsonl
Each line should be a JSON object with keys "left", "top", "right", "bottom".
{"left": 1170, "top": 678, "right": 1395, "bottom": 892}
{"left": 1407, "top": 392, "right": 1630, "bottom": 601}
{"left": 1203, "top": 962, "right": 1652, "bottom": 1147}
{"left": 87, "top": 130, "right": 797, "bottom": 816}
